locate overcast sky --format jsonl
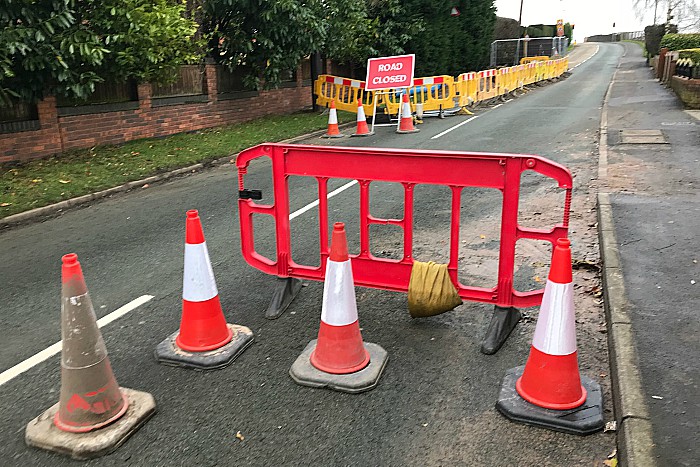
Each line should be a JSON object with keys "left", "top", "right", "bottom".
{"left": 494, "top": 0, "right": 657, "bottom": 42}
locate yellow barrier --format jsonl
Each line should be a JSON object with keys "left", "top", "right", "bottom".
{"left": 381, "top": 75, "right": 457, "bottom": 115}
{"left": 520, "top": 56, "right": 549, "bottom": 65}
{"left": 314, "top": 57, "right": 570, "bottom": 116}
{"left": 456, "top": 72, "right": 478, "bottom": 107}
{"left": 315, "top": 75, "right": 377, "bottom": 116}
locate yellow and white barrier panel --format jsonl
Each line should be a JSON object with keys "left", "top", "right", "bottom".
{"left": 381, "top": 75, "right": 456, "bottom": 115}
{"left": 475, "top": 69, "right": 497, "bottom": 102}
{"left": 456, "top": 72, "right": 478, "bottom": 107}
{"left": 315, "top": 75, "right": 376, "bottom": 116}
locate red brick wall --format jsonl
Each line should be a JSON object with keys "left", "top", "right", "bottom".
{"left": 1, "top": 65, "right": 312, "bottom": 163}
{"left": 670, "top": 76, "right": 700, "bottom": 109}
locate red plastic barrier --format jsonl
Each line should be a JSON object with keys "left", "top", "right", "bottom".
{"left": 237, "top": 144, "right": 572, "bottom": 310}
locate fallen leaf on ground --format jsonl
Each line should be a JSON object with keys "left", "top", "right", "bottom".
{"left": 0, "top": 203, "right": 11, "bottom": 207}
{"left": 235, "top": 431, "right": 244, "bottom": 441}
{"left": 59, "top": 180, "right": 71, "bottom": 184}
{"left": 652, "top": 395, "right": 663, "bottom": 400}
{"left": 533, "top": 276, "right": 542, "bottom": 282}
{"left": 604, "top": 421, "right": 617, "bottom": 432}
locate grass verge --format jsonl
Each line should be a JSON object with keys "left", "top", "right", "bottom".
{"left": 1, "top": 109, "right": 353, "bottom": 218}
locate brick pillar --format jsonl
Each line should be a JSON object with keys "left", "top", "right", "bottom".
{"left": 657, "top": 48, "right": 668, "bottom": 80}
{"left": 37, "top": 96, "right": 63, "bottom": 153}
{"left": 138, "top": 83, "right": 152, "bottom": 110}
{"left": 205, "top": 59, "right": 218, "bottom": 103}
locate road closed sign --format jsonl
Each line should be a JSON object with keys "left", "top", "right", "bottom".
{"left": 365, "top": 54, "right": 415, "bottom": 90}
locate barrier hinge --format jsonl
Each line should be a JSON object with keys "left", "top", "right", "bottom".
{"left": 239, "top": 189, "right": 262, "bottom": 200}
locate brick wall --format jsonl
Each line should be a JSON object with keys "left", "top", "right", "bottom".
{"left": 670, "top": 76, "right": 700, "bottom": 109}
{"left": 1, "top": 64, "right": 312, "bottom": 163}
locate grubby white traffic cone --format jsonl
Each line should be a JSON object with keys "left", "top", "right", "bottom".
{"left": 496, "top": 238, "right": 604, "bottom": 435}
{"left": 351, "top": 100, "right": 373, "bottom": 137}
{"left": 320, "top": 100, "right": 344, "bottom": 138}
{"left": 396, "top": 93, "right": 419, "bottom": 134}
{"left": 155, "top": 209, "right": 253, "bottom": 370}
{"left": 289, "top": 222, "right": 388, "bottom": 393}
{"left": 25, "top": 254, "right": 156, "bottom": 460}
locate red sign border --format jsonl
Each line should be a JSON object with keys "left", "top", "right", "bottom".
{"left": 364, "top": 54, "right": 416, "bottom": 91}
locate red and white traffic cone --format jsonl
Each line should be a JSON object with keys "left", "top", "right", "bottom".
{"left": 321, "top": 100, "right": 344, "bottom": 138}
{"left": 290, "top": 222, "right": 388, "bottom": 393}
{"left": 396, "top": 93, "right": 419, "bottom": 134}
{"left": 155, "top": 209, "right": 253, "bottom": 370}
{"left": 351, "top": 99, "right": 373, "bottom": 137}
{"left": 25, "top": 254, "right": 156, "bottom": 460}
{"left": 496, "top": 238, "right": 604, "bottom": 435}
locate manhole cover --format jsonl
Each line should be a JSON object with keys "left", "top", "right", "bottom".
{"left": 619, "top": 129, "right": 667, "bottom": 144}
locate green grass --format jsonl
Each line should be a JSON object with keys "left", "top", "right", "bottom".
{"left": 1, "top": 109, "right": 353, "bottom": 218}
{"left": 623, "top": 40, "right": 647, "bottom": 57}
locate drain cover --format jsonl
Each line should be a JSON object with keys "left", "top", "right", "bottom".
{"left": 619, "top": 129, "right": 667, "bottom": 144}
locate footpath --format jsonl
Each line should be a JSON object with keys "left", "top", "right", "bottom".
{"left": 599, "top": 42, "right": 699, "bottom": 466}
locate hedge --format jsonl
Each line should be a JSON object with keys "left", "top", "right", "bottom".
{"left": 660, "top": 33, "right": 700, "bottom": 51}
{"left": 678, "top": 48, "right": 700, "bottom": 64}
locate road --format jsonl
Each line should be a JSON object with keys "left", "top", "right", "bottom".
{"left": 1, "top": 43, "right": 619, "bottom": 466}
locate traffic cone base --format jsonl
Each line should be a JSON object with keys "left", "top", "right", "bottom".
{"left": 155, "top": 323, "right": 253, "bottom": 371}
{"left": 289, "top": 339, "right": 388, "bottom": 394}
{"left": 26, "top": 388, "right": 156, "bottom": 460}
{"left": 156, "top": 209, "right": 254, "bottom": 370}
{"left": 496, "top": 366, "right": 603, "bottom": 436}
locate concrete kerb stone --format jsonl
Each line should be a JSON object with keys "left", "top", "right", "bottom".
{"left": 0, "top": 121, "right": 355, "bottom": 229}
{"left": 598, "top": 44, "right": 657, "bottom": 466}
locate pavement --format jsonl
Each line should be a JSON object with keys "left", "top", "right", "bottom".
{"left": 597, "top": 42, "right": 699, "bottom": 466}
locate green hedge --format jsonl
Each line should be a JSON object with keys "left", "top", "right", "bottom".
{"left": 678, "top": 48, "right": 700, "bottom": 64}
{"left": 645, "top": 24, "right": 666, "bottom": 56}
{"left": 660, "top": 33, "right": 700, "bottom": 51}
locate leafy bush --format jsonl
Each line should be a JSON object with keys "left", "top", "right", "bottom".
{"left": 660, "top": 33, "right": 700, "bottom": 52}
{"left": 678, "top": 48, "right": 700, "bottom": 64}
{"left": 645, "top": 24, "right": 666, "bottom": 56}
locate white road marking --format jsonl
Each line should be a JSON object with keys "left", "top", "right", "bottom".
{"left": 430, "top": 116, "right": 479, "bottom": 140}
{"left": 573, "top": 45, "right": 600, "bottom": 69}
{"left": 0, "top": 295, "right": 154, "bottom": 386}
{"left": 289, "top": 180, "right": 358, "bottom": 220}
{"left": 492, "top": 103, "right": 503, "bottom": 109}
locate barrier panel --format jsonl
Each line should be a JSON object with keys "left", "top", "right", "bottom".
{"left": 475, "top": 69, "right": 498, "bottom": 102}
{"left": 456, "top": 72, "right": 478, "bottom": 107}
{"left": 315, "top": 75, "right": 376, "bottom": 116}
{"left": 520, "top": 56, "right": 549, "bottom": 65}
{"left": 237, "top": 143, "right": 573, "bottom": 353}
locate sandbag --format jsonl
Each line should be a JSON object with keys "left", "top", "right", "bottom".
{"left": 407, "top": 260, "right": 463, "bottom": 318}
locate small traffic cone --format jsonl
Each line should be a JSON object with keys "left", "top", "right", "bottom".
{"left": 155, "top": 209, "right": 253, "bottom": 370}
{"left": 290, "top": 222, "right": 388, "bottom": 393}
{"left": 396, "top": 93, "right": 419, "bottom": 134}
{"left": 320, "top": 100, "right": 344, "bottom": 138}
{"left": 351, "top": 99, "right": 373, "bottom": 137}
{"left": 496, "top": 238, "right": 604, "bottom": 435}
{"left": 25, "top": 254, "right": 156, "bottom": 460}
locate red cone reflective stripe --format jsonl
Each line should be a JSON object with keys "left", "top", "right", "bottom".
{"left": 321, "top": 260, "right": 358, "bottom": 326}
{"left": 183, "top": 242, "right": 218, "bottom": 302}
{"left": 531, "top": 280, "right": 576, "bottom": 356}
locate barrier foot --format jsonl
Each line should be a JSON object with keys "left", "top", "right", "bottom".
{"left": 266, "top": 277, "right": 303, "bottom": 319}
{"left": 480, "top": 305, "right": 521, "bottom": 355}
{"left": 496, "top": 366, "right": 604, "bottom": 435}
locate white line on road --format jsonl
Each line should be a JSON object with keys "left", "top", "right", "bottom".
{"left": 492, "top": 103, "right": 503, "bottom": 109}
{"left": 573, "top": 45, "right": 600, "bottom": 69}
{"left": 430, "top": 116, "right": 479, "bottom": 140}
{"left": 0, "top": 295, "right": 154, "bottom": 387}
{"left": 289, "top": 180, "right": 358, "bottom": 220}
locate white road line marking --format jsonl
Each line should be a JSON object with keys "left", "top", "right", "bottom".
{"left": 289, "top": 180, "right": 358, "bottom": 220}
{"left": 0, "top": 295, "right": 154, "bottom": 387}
{"left": 492, "top": 103, "right": 503, "bottom": 109}
{"left": 504, "top": 99, "right": 514, "bottom": 103}
{"left": 573, "top": 45, "right": 600, "bottom": 69}
{"left": 430, "top": 116, "right": 479, "bottom": 140}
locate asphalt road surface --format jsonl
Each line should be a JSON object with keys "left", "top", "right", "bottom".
{"left": 1, "top": 43, "right": 620, "bottom": 466}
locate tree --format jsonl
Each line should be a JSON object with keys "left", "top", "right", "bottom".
{"left": 634, "top": 0, "right": 700, "bottom": 32}
{"left": 1, "top": 0, "right": 199, "bottom": 106}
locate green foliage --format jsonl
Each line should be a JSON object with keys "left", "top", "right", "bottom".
{"left": 644, "top": 24, "right": 666, "bottom": 56}
{"left": 402, "top": 0, "right": 496, "bottom": 76}
{"left": 0, "top": 0, "right": 199, "bottom": 105}
{"left": 678, "top": 48, "right": 700, "bottom": 63}
{"left": 204, "top": 0, "right": 325, "bottom": 89}
{"left": 660, "top": 33, "right": 700, "bottom": 51}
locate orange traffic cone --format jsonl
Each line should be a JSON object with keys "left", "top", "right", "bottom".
{"left": 290, "top": 222, "right": 388, "bottom": 393}
{"left": 496, "top": 238, "right": 604, "bottom": 435}
{"left": 351, "top": 99, "right": 373, "bottom": 137}
{"left": 155, "top": 209, "right": 253, "bottom": 370}
{"left": 25, "top": 254, "right": 155, "bottom": 460}
{"left": 396, "top": 93, "right": 419, "bottom": 134}
{"left": 320, "top": 100, "right": 344, "bottom": 138}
